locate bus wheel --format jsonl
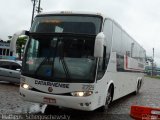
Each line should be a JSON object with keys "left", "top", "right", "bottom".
{"left": 133, "top": 81, "right": 141, "bottom": 95}
{"left": 98, "top": 86, "right": 113, "bottom": 112}
{"left": 44, "top": 105, "right": 60, "bottom": 114}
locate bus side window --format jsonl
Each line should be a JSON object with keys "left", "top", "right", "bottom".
{"left": 102, "top": 46, "right": 107, "bottom": 70}
{"left": 126, "top": 51, "right": 131, "bottom": 57}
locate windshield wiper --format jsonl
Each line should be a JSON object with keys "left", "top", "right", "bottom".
{"left": 59, "top": 57, "right": 71, "bottom": 81}
{"left": 33, "top": 38, "right": 71, "bottom": 81}
{"left": 34, "top": 56, "right": 50, "bottom": 77}
{"left": 58, "top": 41, "right": 71, "bottom": 81}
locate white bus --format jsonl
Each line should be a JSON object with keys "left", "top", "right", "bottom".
{"left": 18, "top": 11, "right": 146, "bottom": 112}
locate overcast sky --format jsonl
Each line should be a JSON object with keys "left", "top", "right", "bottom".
{"left": 0, "top": 0, "right": 160, "bottom": 66}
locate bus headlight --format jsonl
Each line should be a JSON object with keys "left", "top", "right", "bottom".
{"left": 22, "top": 84, "right": 29, "bottom": 89}
{"left": 21, "top": 83, "right": 32, "bottom": 90}
{"left": 71, "top": 91, "right": 93, "bottom": 97}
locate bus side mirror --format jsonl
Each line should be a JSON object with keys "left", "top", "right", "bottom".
{"left": 10, "top": 30, "right": 29, "bottom": 56}
{"left": 94, "top": 32, "right": 105, "bottom": 58}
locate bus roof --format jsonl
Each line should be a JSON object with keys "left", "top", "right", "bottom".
{"left": 37, "top": 11, "right": 105, "bottom": 18}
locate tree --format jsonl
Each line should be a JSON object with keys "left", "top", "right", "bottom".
{"left": 7, "top": 36, "right": 12, "bottom": 43}
{"left": 8, "top": 36, "right": 12, "bottom": 39}
{"left": 16, "top": 36, "right": 27, "bottom": 60}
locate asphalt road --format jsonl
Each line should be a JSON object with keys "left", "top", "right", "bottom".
{"left": 0, "top": 77, "right": 160, "bottom": 120}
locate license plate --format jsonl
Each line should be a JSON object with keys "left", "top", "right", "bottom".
{"left": 43, "top": 97, "right": 56, "bottom": 104}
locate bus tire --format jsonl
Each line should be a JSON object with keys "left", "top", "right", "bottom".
{"left": 133, "top": 80, "right": 141, "bottom": 95}
{"left": 98, "top": 85, "right": 113, "bottom": 112}
{"left": 44, "top": 105, "right": 60, "bottom": 114}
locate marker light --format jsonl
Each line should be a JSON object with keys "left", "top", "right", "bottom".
{"left": 61, "top": 11, "right": 72, "bottom": 14}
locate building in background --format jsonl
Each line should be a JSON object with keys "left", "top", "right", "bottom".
{"left": 145, "top": 63, "right": 160, "bottom": 76}
{"left": 0, "top": 39, "right": 15, "bottom": 60}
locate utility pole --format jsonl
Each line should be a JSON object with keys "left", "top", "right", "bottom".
{"left": 151, "top": 48, "right": 154, "bottom": 76}
{"left": 31, "top": 0, "right": 36, "bottom": 26}
{"left": 31, "top": 0, "right": 42, "bottom": 26}
{"left": 37, "top": 0, "right": 41, "bottom": 13}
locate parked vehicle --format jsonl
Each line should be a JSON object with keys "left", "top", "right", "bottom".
{"left": 0, "top": 59, "right": 22, "bottom": 84}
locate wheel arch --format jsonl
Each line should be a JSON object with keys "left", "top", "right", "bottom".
{"left": 134, "top": 77, "right": 143, "bottom": 95}
{"left": 103, "top": 80, "right": 115, "bottom": 105}
{"left": 136, "top": 77, "right": 143, "bottom": 89}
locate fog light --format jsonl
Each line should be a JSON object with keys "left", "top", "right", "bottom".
{"left": 85, "top": 103, "right": 89, "bottom": 106}
{"left": 80, "top": 103, "right": 83, "bottom": 106}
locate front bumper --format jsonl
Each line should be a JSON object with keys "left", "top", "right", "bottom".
{"left": 20, "top": 87, "right": 96, "bottom": 111}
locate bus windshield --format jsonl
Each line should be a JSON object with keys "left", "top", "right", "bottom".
{"left": 22, "top": 15, "right": 102, "bottom": 83}
{"left": 22, "top": 34, "right": 97, "bottom": 83}
{"left": 30, "top": 15, "right": 102, "bottom": 35}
